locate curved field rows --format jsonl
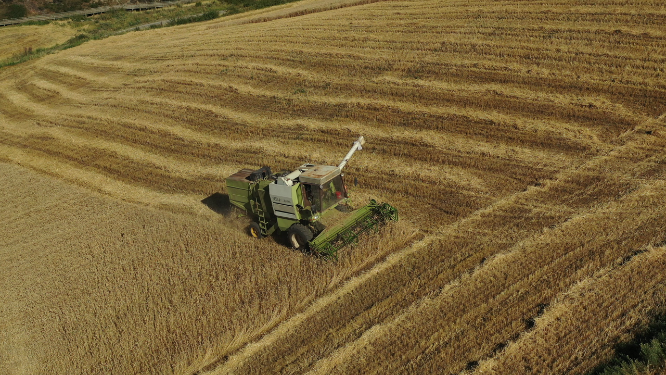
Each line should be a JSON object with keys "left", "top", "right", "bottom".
{"left": 1, "top": 0, "right": 666, "bottom": 374}
{"left": 5, "top": 0, "right": 660, "bottom": 225}
{"left": 208, "top": 128, "right": 666, "bottom": 375}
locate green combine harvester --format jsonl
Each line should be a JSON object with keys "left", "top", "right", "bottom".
{"left": 225, "top": 136, "right": 398, "bottom": 259}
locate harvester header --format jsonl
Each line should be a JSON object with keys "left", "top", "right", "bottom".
{"left": 224, "top": 136, "right": 397, "bottom": 259}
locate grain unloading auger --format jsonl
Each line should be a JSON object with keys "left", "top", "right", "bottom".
{"left": 225, "top": 136, "right": 398, "bottom": 260}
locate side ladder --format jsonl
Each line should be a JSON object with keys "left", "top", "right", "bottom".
{"left": 252, "top": 199, "right": 269, "bottom": 236}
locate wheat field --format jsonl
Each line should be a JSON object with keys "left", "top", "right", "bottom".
{"left": 1, "top": 0, "right": 666, "bottom": 373}
{"left": 0, "top": 22, "right": 77, "bottom": 61}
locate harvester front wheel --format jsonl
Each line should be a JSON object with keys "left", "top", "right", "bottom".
{"left": 287, "top": 224, "right": 313, "bottom": 250}
{"left": 249, "top": 222, "right": 264, "bottom": 239}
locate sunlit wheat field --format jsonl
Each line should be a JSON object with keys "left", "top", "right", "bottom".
{"left": 0, "top": 22, "right": 77, "bottom": 61}
{"left": 1, "top": 0, "right": 666, "bottom": 373}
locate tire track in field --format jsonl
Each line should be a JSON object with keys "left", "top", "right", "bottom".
{"left": 396, "top": 183, "right": 666, "bottom": 374}
{"left": 302, "top": 126, "right": 666, "bottom": 374}
{"left": 475, "top": 245, "right": 666, "bottom": 374}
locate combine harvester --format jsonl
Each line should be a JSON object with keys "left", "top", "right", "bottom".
{"left": 225, "top": 136, "right": 398, "bottom": 259}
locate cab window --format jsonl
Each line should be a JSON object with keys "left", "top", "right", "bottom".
{"left": 305, "top": 176, "right": 346, "bottom": 213}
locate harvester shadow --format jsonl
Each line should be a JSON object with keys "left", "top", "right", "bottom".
{"left": 201, "top": 193, "right": 233, "bottom": 216}
{"left": 200, "top": 194, "right": 352, "bottom": 256}
{"left": 201, "top": 192, "right": 288, "bottom": 247}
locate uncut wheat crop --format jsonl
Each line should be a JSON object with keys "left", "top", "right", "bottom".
{"left": 0, "top": 22, "right": 76, "bottom": 61}
{"left": 1, "top": 0, "right": 666, "bottom": 374}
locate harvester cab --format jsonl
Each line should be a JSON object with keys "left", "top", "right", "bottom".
{"left": 225, "top": 136, "right": 398, "bottom": 259}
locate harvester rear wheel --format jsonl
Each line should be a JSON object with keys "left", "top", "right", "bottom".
{"left": 287, "top": 224, "right": 313, "bottom": 250}
{"left": 249, "top": 222, "right": 264, "bottom": 239}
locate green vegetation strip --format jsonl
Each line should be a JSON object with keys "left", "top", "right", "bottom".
{"left": 588, "top": 314, "right": 666, "bottom": 375}
{"left": 0, "top": 34, "right": 90, "bottom": 69}
{"left": 0, "top": 0, "right": 300, "bottom": 69}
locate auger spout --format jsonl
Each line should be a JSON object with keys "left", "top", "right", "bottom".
{"left": 338, "top": 136, "right": 365, "bottom": 170}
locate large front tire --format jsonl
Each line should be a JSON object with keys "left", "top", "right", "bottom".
{"left": 287, "top": 224, "right": 313, "bottom": 250}
{"left": 249, "top": 222, "right": 264, "bottom": 239}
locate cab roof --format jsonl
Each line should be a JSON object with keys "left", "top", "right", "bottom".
{"left": 299, "top": 165, "right": 341, "bottom": 185}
